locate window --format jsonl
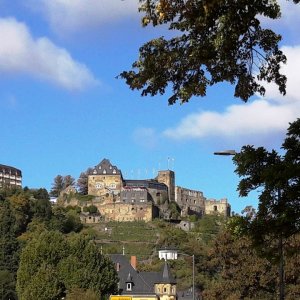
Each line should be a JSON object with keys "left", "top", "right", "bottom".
{"left": 214, "top": 205, "right": 218, "bottom": 211}
{"left": 113, "top": 169, "right": 116, "bottom": 174}
{"left": 95, "top": 183, "right": 103, "bottom": 189}
{"left": 164, "top": 287, "right": 167, "bottom": 293}
{"left": 103, "top": 169, "right": 107, "bottom": 174}
{"left": 110, "top": 183, "right": 116, "bottom": 188}
{"left": 126, "top": 283, "right": 132, "bottom": 291}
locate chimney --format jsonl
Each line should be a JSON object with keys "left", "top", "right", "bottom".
{"left": 130, "top": 256, "right": 137, "bottom": 270}
{"left": 116, "top": 262, "right": 120, "bottom": 272}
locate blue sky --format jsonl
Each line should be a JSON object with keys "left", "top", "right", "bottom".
{"left": 1, "top": 0, "right": 300, "bottom": 214}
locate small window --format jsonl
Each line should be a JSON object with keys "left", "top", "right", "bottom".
{"left": 214, "top": 205, "right": 218, "bottom": 211}
{"left": 103, "top": 169, "right": 107, "bottom": 174}
{"left": 113, "top": 169, "right": 116, "bottom": 174}
{"left": 126, "top": 283, "right": 132, "bottom": 291}
{"left": 164, "top": 287, "right": 167, "bottom": 293}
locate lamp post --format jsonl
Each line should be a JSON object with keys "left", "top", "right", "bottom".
{"left": 213, "top": 150, "right": 237, "bottom": 156}
{"left": 214, "top": 149, "right": 286, "bottom": 300}
{"left": 159, "top": 249, "right": 195, "bottom": 300}
{"left": 179, "top": 252, "right": 195, "bottom": 300}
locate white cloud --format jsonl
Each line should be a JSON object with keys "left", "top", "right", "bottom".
{"left": 163, "top": 45, "right": 300, "bottom": 145}
{"left": 36, "top": 0, "right": 139, "bottom": 34}
{"left": 0, "top": 17, "right": 98, "bottom": 90}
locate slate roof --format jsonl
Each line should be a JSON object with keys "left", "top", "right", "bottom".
{"left": 90, "top": 159, "right": 122, "bottom": 176}
{"left": 0, "top": 164, "right": 22, "bottom": 176}
{"left": 110, "top": 254, "right": 176, "bottom": 295}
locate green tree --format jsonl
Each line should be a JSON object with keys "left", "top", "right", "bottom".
{"left": 194, "top": 214, "right": 226, "bottom": 245}
{"left": 64, "top": 175, "right": 75, "bottom": 189}
{"left": 232, "top": 118, "right": 300, "bottom": 299}
{"left": 0, "top": 270, "right": 18, "bottom": 300}
{"left": 17, "top": 231, "right": 68, "bottom": 300}
{"left": 50, "top": 175, "right": 64, "bottom": 197}
{"left": 50, "top": 175, "right": 76, "bottom": 197}
{"left": 77, "top": 168, "right": 92, "bottom": 195}
{"left": 8, "top": 192, "right": 31, "bottom": 235}
{"left": 59, "top": 234, "right": 118, "bottom": 296}
{"left": 120, "top": 0, "right": 300, "bottom": 104}
{"left": 66, "top": 288, "right": 99, "bottom": 300}
{"left": 0, "top": 198, "right": 20, "bottom": 299}
{"left": 49, "top": 206, "right": 83, "bottom": 234}
{"left": 30, "top": 188, "right": 52, "bottom": 221}
{"left": 203, "top": 230, "right": 300, "bottom": 300}
{"left": 17, "top": 231, "right": 118, "bottom": 300}
{"left": 203, "top": 230, "right": 278, "bottom": 299}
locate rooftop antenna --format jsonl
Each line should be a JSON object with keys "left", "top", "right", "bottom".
{"left": 167, "top": 157, "right": 175, "bottom": 170}
{"left": 152, "top": 168, "right": 156, "bottom": 177}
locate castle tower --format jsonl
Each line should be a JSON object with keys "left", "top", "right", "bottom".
{"left": 157, "top": 170, "right": 175, "bottom": 202}
{"left": 88, "top": 159, "right": 123, "bottom": 199}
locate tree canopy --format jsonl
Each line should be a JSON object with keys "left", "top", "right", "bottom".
{"left": 17, "top": 231, "right": 118, "bottom": 300}
{"left": 231, "top": 118, "right": 300, "bottom": 299}
{"left": 50, "top": 175, "right": 75, "bottom": 197}
{"left": 120, "top": 0, "right": 300, "bottom": 104}
{"left": 233, "top": 118, "right": 300, "bottom": 249}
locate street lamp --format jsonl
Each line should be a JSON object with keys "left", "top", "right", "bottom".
{"left": 213, "top": 150, "right": 237, "bottom": 156}
{"left": 179, "top": 252, "right": 195, "bottom": 300}
{"left": 214, "top": 149, "right": 286, "bottom": 300}
{"left": 158, "top": 249, "right": 195, "bottom": 300}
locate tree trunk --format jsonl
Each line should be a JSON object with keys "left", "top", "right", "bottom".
{"left": 279, "top": 234, "right": 284, "bottom": 300}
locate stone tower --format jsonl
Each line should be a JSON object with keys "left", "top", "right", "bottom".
{"left": 88, "top": 159, "right": 123, "bottom": 199}
{"left": 157, "top": 170, "right": 175, "bottom": 202}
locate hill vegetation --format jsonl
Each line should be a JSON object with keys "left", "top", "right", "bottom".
{"left": 1, "top": 184, "right": 299, "bottom": 299}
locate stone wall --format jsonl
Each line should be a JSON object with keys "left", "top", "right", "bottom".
{"left": 88, "top": 173, "right": 122, "bottom": 197}
{"left": 100, "top": 202, "right": 155, "bottom": 222}
{"left": 205, "top": 198, "right": 231, "bottom": 216}
{"left": 175, "top": 186, "right": 206, "bottom": 217}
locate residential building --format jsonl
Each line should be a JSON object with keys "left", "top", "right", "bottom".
{"left": 0, "top": 164, "right": 22, "bottom": 188}
{"left": 110, "top": 254, "right": 176, "bottom": 300}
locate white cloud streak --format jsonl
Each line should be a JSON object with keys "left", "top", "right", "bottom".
{"left": 37, "top": 0, "right": 139, "bottom": 34}
{"left": 163, "top": 46, "right": 300, "bottom": 144}
{"left": 0, "top": 17, "right": 98, "bottom": 90}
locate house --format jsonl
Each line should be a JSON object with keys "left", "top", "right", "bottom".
{"left": 110, "top": 254, "right": 176, "bottom": 300}
{"left": 0, "top": 164, "right": 22, "bottom": 188}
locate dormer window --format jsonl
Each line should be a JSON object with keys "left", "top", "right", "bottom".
{"left": 93, "top": 169, "right": 97, "bottom": 174}
{"left": 113, "top": 169, "right": 116, "bottom": 174}
{"left": 126, "top": 283, "right": 132, "bottom": 291}
{"left": 103, "top": 169, "right": 107, "bottom": 174}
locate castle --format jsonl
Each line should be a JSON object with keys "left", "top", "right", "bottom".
{"left": 63, "top": 158, "right": 231, "bottom": 222}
